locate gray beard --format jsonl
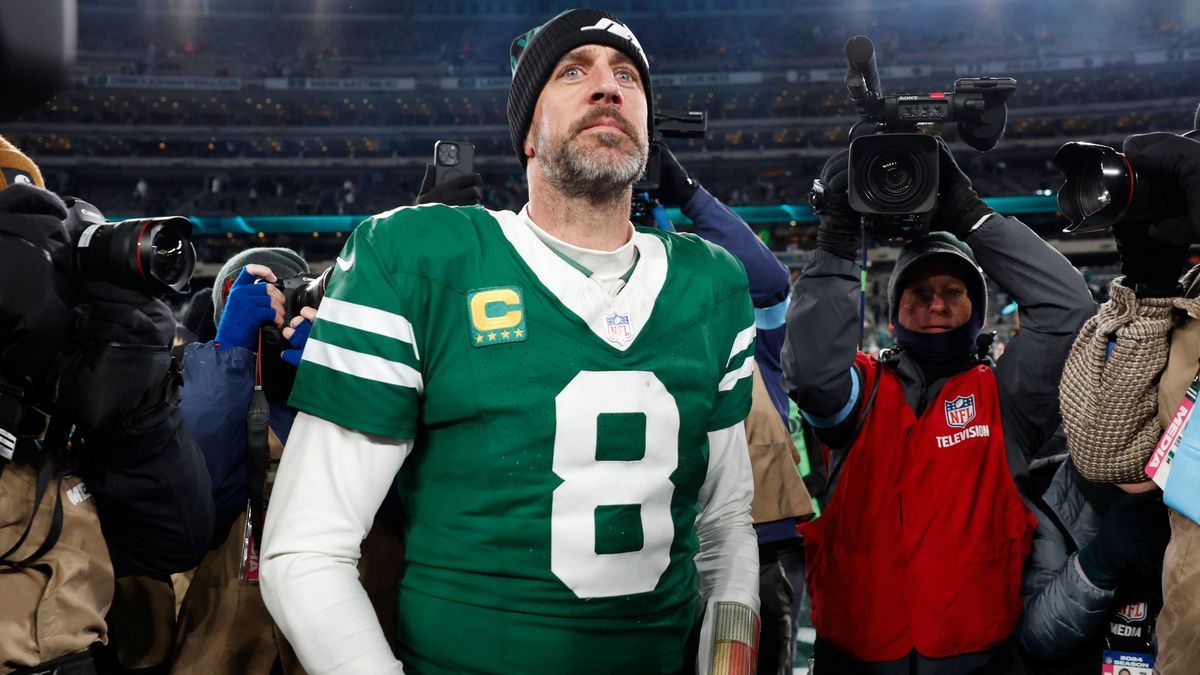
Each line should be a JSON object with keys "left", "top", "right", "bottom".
{"left": 538, "top": 126, "right": 648, "bottom": 205}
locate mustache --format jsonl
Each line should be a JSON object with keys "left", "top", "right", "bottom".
{"left": 570, "top": 106, "right": 638, "bottom": 140}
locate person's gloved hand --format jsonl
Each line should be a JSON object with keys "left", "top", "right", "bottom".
{"left": 281, "top": 306, "right": 316, "bottom": 367}
{"left": 929, "top": 137, "right": 994, "bottom": 239}
{"left": 1077, "top": 489, "right": 1171, "bottom": 589}
{"left": 414, "top": 164, "right": 483, "bottom": 206}
{"left": 653, "top": 144, "right": 699, "bottom": 208}
{"left": 1113, "top": 220, "right": 1188, "bottom": 297}
{"left": 1123, "top": 132, "right": 1200, "bottom": 245}
{"left": 215, "top": 265, "right": 284, "bottom": 351}
{"left": 812, "top": 149, "right": 860, "bottom": 261}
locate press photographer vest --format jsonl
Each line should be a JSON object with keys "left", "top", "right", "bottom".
{"left": 802, "top": 353, "right": 1036, "bottom": 662}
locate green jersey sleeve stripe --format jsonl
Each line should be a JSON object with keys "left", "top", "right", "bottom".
{"left": 718, "top": 355, "right": 755, "bottom": 392}
{"left": 318, "top": 296, "right": 421, "bottom": 361}
{"left": 727, "top": 325, "right": 756, "bottom": 367}
{"left": 302, "top": 338, "right": 424, "bottom": 393}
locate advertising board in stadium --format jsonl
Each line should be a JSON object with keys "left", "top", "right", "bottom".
{"left": 83, "top": 74, "right": 243, "bottom": 90}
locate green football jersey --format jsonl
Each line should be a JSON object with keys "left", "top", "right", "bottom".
{"left": 289, "top": 204, "right": 755, "bottom": 674}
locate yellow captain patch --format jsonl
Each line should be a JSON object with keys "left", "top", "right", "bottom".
{"left": 467, "top": 286, "right": 527, "bottom": 347}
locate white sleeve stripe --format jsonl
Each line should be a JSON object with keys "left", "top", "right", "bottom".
{"left": 317, "top": 296, "right": 420, "bottom": 361}
{"left": 301, "top": 339, "right": 424, "bottom": 394}
{"left": 718, "top": 355, "right": 755, "bottom": 392}
{"left": 726, "top": 325, "right": 756, "bottom": 366}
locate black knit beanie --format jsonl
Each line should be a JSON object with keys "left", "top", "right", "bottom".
{"left": 507, "top": 8, "right": 653, "bottom": 167}
{"left": 212, "top": 247, "right": 309, "bottom": 323}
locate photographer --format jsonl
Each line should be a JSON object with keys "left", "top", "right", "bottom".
{"left": 1055, "top": 131, "right": 1200, "bottom": 674}
{"left": 172, "top": 248, "right": 403, "bottom": 674}
{"left": 0, "top": 140, "right": 213, "bottom": 673}
{"left": 781, "top": 138, "right": 1095, "bottom": 674}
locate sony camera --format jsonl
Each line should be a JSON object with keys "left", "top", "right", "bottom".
{"left": 820, "top": 35, "right": 1016, "bottom": 239}
{"left": 63, "top": 197, "right": 196, "bottom": 294}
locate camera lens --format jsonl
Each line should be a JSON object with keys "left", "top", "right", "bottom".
{"left": 147, "top": 224, "right": 194, "bottom": 291}
{"left": 438, "top": 143, "right": 459, "bottom": 165}
{"left": 1071, "top": 163, "right": 1112, "bottom": 215}
{"left": 74, "top": 217, "right": 195, "bottom": 294}
{"left": 866, "top": 152, "right": 921, "bottom": 204}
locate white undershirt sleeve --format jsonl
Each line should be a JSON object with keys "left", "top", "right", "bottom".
{"left": 694, "top": 423, "right": 759, "bottom": 610}
{"left": 694, "top": 423, "right": 760, "bottom": 675}
{"left": 259, "top": 411, "right": 411, "bottom": 674}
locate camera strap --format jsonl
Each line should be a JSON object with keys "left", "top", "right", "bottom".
{"left": 241, "top": 329, "right": 271, "bottom": 582}
{"left": 0, "top": 421, "right": 66, "bottom": 571}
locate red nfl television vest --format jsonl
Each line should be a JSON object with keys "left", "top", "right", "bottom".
{"left": 802, "top": 353, "right": 1036, "bottom": 662}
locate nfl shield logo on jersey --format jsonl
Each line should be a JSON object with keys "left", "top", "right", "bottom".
{"left": 945, "top": 395, "right": 976, "bottom": 428}
{"left": 605, "top": 312, "right": 632, "bottom": 347}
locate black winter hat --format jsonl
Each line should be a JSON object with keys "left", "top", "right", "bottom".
{"left": 888, "top": 231, "right": 987, "bottom": 327}
{"left": 507, "top": 8, "right": 653, "bottom": 167}
{"left": 212, "top": 247, "right": 309, "bottom": 324}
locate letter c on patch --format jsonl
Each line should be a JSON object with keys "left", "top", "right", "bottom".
{"left": 470, "top": 289, "right": 523, "bottom": 331}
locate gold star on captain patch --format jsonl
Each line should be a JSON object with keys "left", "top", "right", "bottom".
{"left": 501, "top": 330, "right": 511, "bottom": 339}
{"left": 475, "top": 335, "right": 484, "bottom": 344}
{"left": 488, "top": 332, "right": 497, "bottom": 341}
{"left": 515, "top": 329, "right": 524, "bottom": 338}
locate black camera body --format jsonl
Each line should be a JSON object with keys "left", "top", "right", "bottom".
{"left": 837, "top": 36, "right": 1015, "bottom": 239}
{"left": 63, "top": 197, "right": 196, "bottom": 294}
{"left": 260, "top": 267, "right": 331, "bottom": 351}
{"left": 633, "top": 108, "right": 707, "bottom": 193}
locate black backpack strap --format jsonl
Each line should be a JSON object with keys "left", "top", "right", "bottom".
{"left": 0, "top": 436, "right": 65, "bottom": 570}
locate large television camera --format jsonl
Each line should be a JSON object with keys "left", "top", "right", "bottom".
{"left": 830, "top": 35, "right": 1016, "bottom": 239}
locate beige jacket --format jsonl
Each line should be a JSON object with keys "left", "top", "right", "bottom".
{"left": 0, "top": 459, "right": 112, "bottom": 671}
{"left": 745, "top": 364, "right": 814, "bottom": 524}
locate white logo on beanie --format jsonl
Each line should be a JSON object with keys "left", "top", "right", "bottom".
{"left": 580, "top": 18, "right": 648, "bottom": 68}
{"left": 13, "top": 174, "right": 30, "bottom": 185}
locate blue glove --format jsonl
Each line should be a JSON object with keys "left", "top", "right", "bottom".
{"left": 215, "top": 268, "right": 278, "bottom": 351}
{"left": 281, "top": 318, "right": 313, "bottom": 367}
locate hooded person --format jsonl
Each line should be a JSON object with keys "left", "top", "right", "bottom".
{"left": 782, "top": 139, "right": 1096, "bottom": 674}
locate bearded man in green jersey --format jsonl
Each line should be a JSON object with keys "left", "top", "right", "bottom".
{"left": 259, "top": 9, "right": 761, "bottom": 674}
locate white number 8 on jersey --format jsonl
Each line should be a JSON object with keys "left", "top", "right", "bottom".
{"left": 551, "top": 370, "right": 680, "bottom": 598}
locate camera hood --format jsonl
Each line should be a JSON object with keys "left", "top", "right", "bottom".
{"left": 1053, "top": 141, "right": 1135, "bottom": 233}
